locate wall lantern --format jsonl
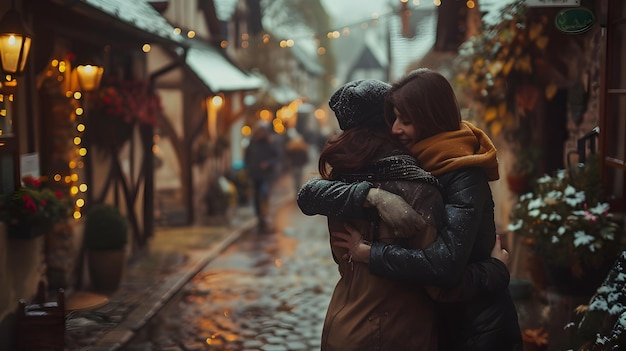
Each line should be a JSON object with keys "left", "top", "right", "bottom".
{"left": 0, "top": 0, "right": 33, "bottom": 75}
{"left": 75, "top": 64, "right": 103, "bottom": 92}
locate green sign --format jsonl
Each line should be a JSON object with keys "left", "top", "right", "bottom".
{"left": 555, "top": 8, "right": 595, "bottom": 34}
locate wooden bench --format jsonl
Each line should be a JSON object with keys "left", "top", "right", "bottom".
{"left": 16, "top": 281, "right": 65, "bottom": 351}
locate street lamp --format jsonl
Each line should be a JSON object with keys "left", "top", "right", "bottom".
{"left": 75, "top": 64, "right": 104, "bottom": 92}
{"left": 0, "top": 0, "right": 33, "bottom": 75}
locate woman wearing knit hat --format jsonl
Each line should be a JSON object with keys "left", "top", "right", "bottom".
{"left": 299, "top": 69, "right": 523, "bottom": 351}
{"left": 313, "top": 78, "right": 513, "bottom": 351}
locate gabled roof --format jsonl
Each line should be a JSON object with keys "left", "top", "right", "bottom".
{"left": 388, "top": 6, "right": 436, "bottom": 80}
{"left": 69, "top": 0, "right": 185, "bottom": 46}
{"left": 290, "top": 45, "right": 325, "bottom": 76}
{"left": 268, "top": 84, "right": 300, "bottom": 105}
{"left": 213, "top": 0, "right": 239, "bottom": 21}
{"left": 186, "top": 43, "right": 264, "bottom": 92}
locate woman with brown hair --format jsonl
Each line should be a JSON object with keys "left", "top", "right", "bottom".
{"left": 311, "top": 78, "right": 512, "bottom": 350}
{"left": 299, "top": 69, "right": 523, "bottom": 351}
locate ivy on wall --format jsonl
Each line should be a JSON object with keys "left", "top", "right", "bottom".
{"left": 454, "top": 0, "right": 557, "bottom": 138}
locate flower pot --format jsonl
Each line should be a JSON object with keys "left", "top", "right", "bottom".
{"left": 525, "top": 251, "right": 551, "bottom": 291}
{"left": 523, "top": 341, "right": 548, "bottom": 351}
{"left": 506, "top": 173, "right": 530, "bottom": 194}
{"left": 87, "top": 249, "right": 125, "bottom": 294}
{"left": 544, "top": 261, "right": 613, "bottom": 297}
{"left": 7, "top": 221, "right": 47, "bottom": 240}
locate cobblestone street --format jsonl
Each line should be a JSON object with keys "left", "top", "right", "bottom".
{"left": 123, "top": 200, "right": 338, "bottom": 351}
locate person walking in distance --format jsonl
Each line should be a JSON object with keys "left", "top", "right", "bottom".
{"left": 245, "top": 123, "right": 279, "bottom": 233}
{"left": 285, "top": 132, "right": 310, "bottom": 194}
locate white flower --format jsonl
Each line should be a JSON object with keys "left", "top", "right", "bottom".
{"left": 590, "top": 202, "right": 610, "bottom": 215}
{"left": 589, "top": 297, "right": 609, "bottom": 312}
{"left": 548, "top": 212, "right": 562, "bottom": 221}
{"left": 536, "top": 174, "right": 553, "bottom": 184}
{"left": 564, "top": 189, "right": 585, "bottom": 207}
{"left": 600, "top": 229, "right": 615, "bottom": 241}
{"left": 564, "top": 184, "right": 577, "bottom": 196}
{"left": 527, "top": 197, "right": 545, "bottom": 210}
{"left": 519, "top": 192, "right": 534, "bottom": 201}
{"left": 615, "top": 312, "right": 626, "bottom": 336}
{"left": 573, "top": 231, "right": 595, "bottom": 247}
{"left": 545, "top": 190, "right": 562, "bottom": 201}
{"left": 609, "top": 304, "right": 626, "bottom": 316}
{"left": 507, "top": 220, "right": 523, "bottom": 232}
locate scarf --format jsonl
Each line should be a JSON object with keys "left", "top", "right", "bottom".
{"left": 337, "top": 153, "right": 440, "bottom": 187}
{"left": 410, "top": 121, "right": 499, "bottom": 181}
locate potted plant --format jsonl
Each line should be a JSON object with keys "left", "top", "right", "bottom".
{"left": 508, "top": 155, "right": 622, "bottom": 296}
{"left": 0, "top": 176, "right": 70, "bottom": 239}
{"left": 522, "top": 328, "right": 549, "bottom": 351}
{"left": 504, "top": 118, "right": 541, "bottom": 194}
{"left": 506, "top": 147, "right": 537, "bottom": 194}
{"left": 572, "top": 251, "right": 626, "bottom": 349}
{"left": 83, "top": 204, "right": 128, "bottom": 293}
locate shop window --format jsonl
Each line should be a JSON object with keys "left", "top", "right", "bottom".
{"left": 0, "top": 91, "right": 18, "bottom": 194}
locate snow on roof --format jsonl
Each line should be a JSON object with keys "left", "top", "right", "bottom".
{"left": 388, "top": 6, "right": 436, "bottom": 81}
{"left": 268, "top": 84, "right": 300, "bottom": 105}
{"left": 80, "top": 0, "right": 183, "bottom": 44}
{"left": 186, "top": 44, "right": 264, "bottom": 92}
{"left": 261, "top": 2, "right": 324, "bottom": 76}
{"left": 480, "top": 0, "right": 519, "bottom": 27}
{"left": 290, "top": 45, "right": 325, "bottom": 76}
{"left": 213, "top": 0, "right": 239, "bottom": 21}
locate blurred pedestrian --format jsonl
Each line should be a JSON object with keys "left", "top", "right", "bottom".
{"left": 245, "top": 123, "right": 279, "bottom": 233}
{"left": 285, "top": 132, "right": 310, "bottom": 193}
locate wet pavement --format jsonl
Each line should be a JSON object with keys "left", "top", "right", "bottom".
{"left": 123, "top": 201, "right": 336, "bottom": 351}
{"left": 63, "top": 173, "right": 299, "bottom": 351}
{"left": 61, "top": 170, "right": 603, "bottom": 351}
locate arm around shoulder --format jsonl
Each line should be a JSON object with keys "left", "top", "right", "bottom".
{"left": 296, "top": 178, "right": 373, "bottom": 217}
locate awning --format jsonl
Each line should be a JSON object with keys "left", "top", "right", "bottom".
{"left": 186, "top": 44, "right": 264, "bottom": 93}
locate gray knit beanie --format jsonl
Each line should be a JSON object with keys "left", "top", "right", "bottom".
{"left": 329, "top": 79, "right": 391, "bottom": 131}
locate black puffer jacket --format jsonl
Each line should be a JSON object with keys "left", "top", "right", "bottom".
{"left": 297, "top": 167, "right": 523, "bottom": 351}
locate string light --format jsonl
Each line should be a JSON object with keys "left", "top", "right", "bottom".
{"left": 223, "top": 0, "right": 478, "bottom": 52}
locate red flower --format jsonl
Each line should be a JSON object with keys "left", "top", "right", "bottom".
{"left": 22, "top": 195, "right": 37, "bottom": 213}
{"left": 22, "top": 175, "right": 41, "bottom": 187}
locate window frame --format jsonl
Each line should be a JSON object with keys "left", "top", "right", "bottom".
{"left": 0, "top": 86, "right": 20, "bottom": 193}
{"left": 599, "top": 0, "right": 626, "bottom": 212}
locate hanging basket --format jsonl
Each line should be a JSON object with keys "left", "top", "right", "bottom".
{"left": 506, "top": 172, "right": 530, "bottom": 194}
{"left": 543, "top": 260, "right": 614, "bottom": 297}
{"left": 84, "top": 112, "right": 133, "bottom": 150}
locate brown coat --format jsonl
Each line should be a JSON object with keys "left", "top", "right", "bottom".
{"left": 321, "top": 179, "right": 442, "bottom": 351}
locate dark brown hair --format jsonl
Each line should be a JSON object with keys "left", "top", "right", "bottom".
{"left": 318, "top": 127, "right": 404, "bottom": 180}
{"left": 384, "top": 68, "right": 461, "bottom": 142}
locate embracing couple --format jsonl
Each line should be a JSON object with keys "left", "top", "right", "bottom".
{"left": 297, "top": 68, "right": 523, "bottom": 351}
